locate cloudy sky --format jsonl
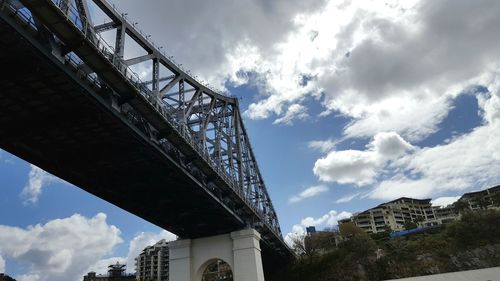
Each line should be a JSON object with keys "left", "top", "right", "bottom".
{"left": 3, "top": 0, "right": 500, "bottom": 280}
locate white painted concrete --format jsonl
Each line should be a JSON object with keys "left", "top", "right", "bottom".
{"left": 169, "top": 228, "right": 265, "bottom": 281}
{"left": 231, "top": 229, "right": 265, "bottom": 281}
{"left": 385, "top": 267, "right": 500, "bottom": 281}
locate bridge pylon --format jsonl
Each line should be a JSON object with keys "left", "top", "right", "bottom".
{"left": 169, "top": 228, "right": 265, "bottom": 281}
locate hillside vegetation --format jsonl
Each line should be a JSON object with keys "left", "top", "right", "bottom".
{"left": 270, "top": 209, "right": 500, "bottom": 281}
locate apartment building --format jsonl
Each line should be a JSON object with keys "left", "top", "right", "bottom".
{"left": 135, "top": 239, "right": 169, "bottom": 281}
{"left": 339, "top": 197, "right": 458, "bottom": 234}
{"left": 458, "top": 185, "right": 500, "bottom": 210}
{"left": 431, "top": 205, "right": 459, "bottom": 224}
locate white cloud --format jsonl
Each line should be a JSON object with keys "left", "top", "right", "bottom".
{"left": 313, "top": 132, "right": 413, "bottom": 186}
{"left": 370, "top": 178, "right": 438, "bottom": 200}
{"left": 369, "top": 121, "right": 500, "bottom": 200}
{"left": 301, "top": 210, "right": 352, "bottom": 227}
{"left": 335, "top": 192, "right": 362, "bottom": 204}
{"left": 0, "top": 255, "right": 5, "bottom": 273}
{"left": 321, "top": 0, "right": 500, "bottom": 140}
{"left": 314, "top": 149, "right": 378, "bottom": 185}
{"left": 342, "top": 96, "right": 452, "bottom": 142}
{"left": 308, "top": 139, "right": 337, "bottom": 153}
{"left": 284, "top": 209, "right": 352, "bottom": 247}
{"left": 241, "top": 0, "right": 500, "bottom": 140}
{"left": 106, "top": 0, "right": 326, "bottom": 85}
{"left": 432, "top": 196, "right": 461, "bottom": 207}
{"left": 15, "top": 274, "right": 40, "bottom": 281}
{"left": 95, "top": 0, "right": 500, "bottom": 138}
{"left": 312, "top": 79, "right": 500, "bottom": 201}
{"left": 21, "top": 165, "right": 61, "bottom": 205}
{"left": 369, "top": 131, "right": 414, "bottom": 159}
{"left": 284, "top": 224, "right": 306, "bottom": 248}
{"left": 371, "top": 86, "right": 500, "bottom": 199}
{"left": 273, "top": 104, "right": 308, "bottom": 125}
{"left": 288, "top": 185, "right": 328, "bottom": 204}
{"left": 0, "top": 213, "right": 122, "bottom": 281}
{"left": 97, "top": 0, "right": 500, "bottom": 142}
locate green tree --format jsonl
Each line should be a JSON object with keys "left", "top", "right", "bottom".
{"left": 309, "top": 231, "right": 338, "bottom": 250}
{"left": 403, "top": 221, "right": 417, "bottom": 230}
{"left": 290, "top": 234, "right": 307, "bottom": 255}
{"left": 452, "top": 200, "right": 469, "bottom": 213}
{"left": 444, "top": 209, "right": 500, "bottom": 248}
{"left": 338, "top": 234, "right": 377, "bottom": 264}
{"left": 477, "top": 196, "right": 490, "bottom": 210}
{"left": 339, "top": 222, "right": 366, "bottom": 238}
{"left": 370, "top": 226, "right": 391, "bottom": 245}
{"left": 0, "top": 275, "right": 17, "bottom": 281}
{"left": 492, "top": 191, "right": 500, "bottom": 206}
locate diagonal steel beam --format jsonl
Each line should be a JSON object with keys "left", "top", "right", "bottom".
{"left": 125, "top": 54, "right": 155, "bottom": 66}
{"left": 163, "top": 88, "right": 197, "bottom": 99}
{"left": 159, "top": 75, "right": 182, "bottom": 95}
{"left": 75, "top": 0, "right": 92, "bottom": 26}
{"left": 141, "top": 75, "right": 176, "bottom": 86}
{"left": 94, "top": 21, "right": 117, "bottom": 33}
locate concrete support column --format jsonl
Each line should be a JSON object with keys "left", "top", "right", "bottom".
{"left": 168, "top": 229, "right": 265, "bottom": 281}
{"left": 231, "top": 229, "right": 265, "bottom": 281}
{"left": 169, "top": 239, "right": 192, "bottom": 281}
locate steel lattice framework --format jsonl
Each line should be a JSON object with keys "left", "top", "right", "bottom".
{"left": 2, "top": 0, "right": 288, "bottom": 254}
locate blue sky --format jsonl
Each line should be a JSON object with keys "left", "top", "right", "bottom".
{"left": 3, "top": 0, "right": 500, "bottom": 281}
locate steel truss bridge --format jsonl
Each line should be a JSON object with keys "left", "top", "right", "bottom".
{"left": 0, "top": 0, "right": 293, "bottom": 271}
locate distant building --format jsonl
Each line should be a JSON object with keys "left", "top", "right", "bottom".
{"left": 458, "top": 185, "right": 500, "bottom": 210}
{"left": 306, "top": 226, "right": 316, "bottom": 235}
{"left": 339, "top": 197, "right": 459, "bottom": 234}
{"left": 304, "top": 229, "right": 343, "bottom": 253}
{"left": 135, "top": 239, "right": 169, "bottom": 281}
{"left": 83, "top": 262, "right": 135, "bottom": 281}
{"left": 431, "top": 205, "right": 459, "bottom": 224}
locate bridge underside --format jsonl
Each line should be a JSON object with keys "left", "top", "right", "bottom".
{"left": 0, "top": 15, "right": 244, "bottom": 237}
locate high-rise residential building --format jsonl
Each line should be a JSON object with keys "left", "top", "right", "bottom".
{"left": 339, "top": 197, "right": 459, "bottom": 234}
{"left": 135, "top": 239, "right": 169, "bottom": 281}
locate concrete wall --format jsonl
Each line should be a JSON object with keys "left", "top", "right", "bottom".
{"left": 169, "top": 229, "right": 265, "bottom": 281}
{"left": 386, "top": 267, "right": 500, "bottom": 281}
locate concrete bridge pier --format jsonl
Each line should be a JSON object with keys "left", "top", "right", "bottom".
{"left": 169, "top": 228, "right": 265, "bottom": 281}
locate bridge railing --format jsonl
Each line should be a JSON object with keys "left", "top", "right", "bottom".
{"left": 1, "top": 1, "right": 36, "bottom": 29}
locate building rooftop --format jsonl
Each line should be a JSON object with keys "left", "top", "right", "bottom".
{"left": 460, "top": 185, "right": 500, "bottom": 199}
{"left": 383, "top": 197, "right": 432, "bottom": 205}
